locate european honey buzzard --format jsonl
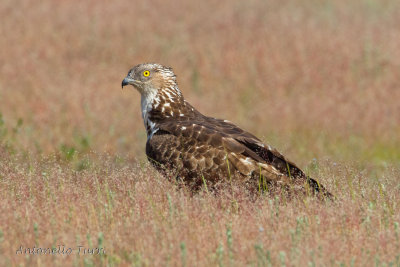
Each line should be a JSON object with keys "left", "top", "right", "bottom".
{"left": 122, "top": 63, "right": 332, "bottom": 198}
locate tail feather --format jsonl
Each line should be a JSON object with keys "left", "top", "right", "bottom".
{"left": 306, "top": 176, "right": 335, "bottom": 200}
{"left": 237, "top": 138, "right": 334, "bottom": 199}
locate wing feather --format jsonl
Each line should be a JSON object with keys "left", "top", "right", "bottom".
{"left": 153, "top": 115, "right": 332, "bottom": 197}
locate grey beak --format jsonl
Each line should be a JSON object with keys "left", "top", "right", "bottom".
{"left": 121, "top": 77, "right": 135, "bottom": 88}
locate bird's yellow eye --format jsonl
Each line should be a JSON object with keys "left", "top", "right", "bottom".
{"left": 143, "top": 70, "right": 150, "bottom": 77}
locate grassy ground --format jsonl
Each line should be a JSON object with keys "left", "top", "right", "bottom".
{"left": 1, "top": 0, "right": 399, "bottom": 266}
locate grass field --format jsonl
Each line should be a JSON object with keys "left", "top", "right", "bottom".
{"left": 1, "top": 0, "right": 400, "bottom": 266}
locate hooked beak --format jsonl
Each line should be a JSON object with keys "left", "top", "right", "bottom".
{"left": 121, "top": 77, "right": 136, "bottom": 88}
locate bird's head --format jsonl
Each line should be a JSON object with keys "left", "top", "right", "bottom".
{"left": 121, "top": 63, "right": 178, "bottom": 97}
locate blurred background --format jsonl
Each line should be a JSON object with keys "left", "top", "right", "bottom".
{"left": 1, "top": 0, "right": 399, "bottom": 166}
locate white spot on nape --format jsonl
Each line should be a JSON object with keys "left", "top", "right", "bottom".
{"left": 191, "top": 108, "right": 194, "bottom": 111}
{"left": 223, "top": 119, "right": 230, "bottom": 123}
{"left": 181, "top": 126, "right": 186, "bottom": 130}
{"left": 164, "top": 90, "right": 173, "bottom": 99}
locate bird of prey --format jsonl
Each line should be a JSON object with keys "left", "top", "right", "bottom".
{"left": 122, "top": 63, "right": 332, "bottom": 198}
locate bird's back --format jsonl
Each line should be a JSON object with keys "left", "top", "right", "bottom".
{"left": 146, "top": 110, "right": 332, "bottom": 198}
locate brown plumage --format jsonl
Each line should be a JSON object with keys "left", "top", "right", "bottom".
{"left": 122, "top": 63, "right": 332, "bottom": 199}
